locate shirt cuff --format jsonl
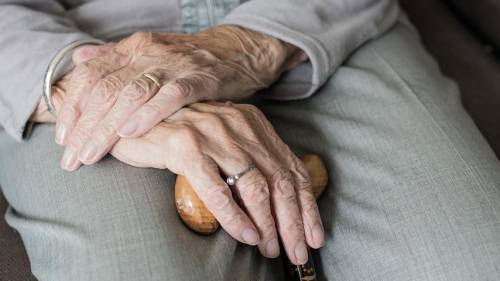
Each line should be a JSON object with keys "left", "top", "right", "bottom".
{"left": 8, "top": 35, "right": 95, "bottom": 142}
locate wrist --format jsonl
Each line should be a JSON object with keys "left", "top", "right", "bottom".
{"left": 202, "top": 25, "right": 307, "bottom": 87}
{"left": 30, "top": 86, "right": 65, "bottom": 123}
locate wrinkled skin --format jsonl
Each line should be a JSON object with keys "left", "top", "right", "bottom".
{"left": 113, "top": 102, "right": 325, "bottom": 265}
{"left": 32, "top": 87, "right": 325, "bottom": 265}
{"left": 51, "top": 25, "right": 306, "bottom": 171}
{"left": 30, "top": 25, "right": 322, "bottom": 264}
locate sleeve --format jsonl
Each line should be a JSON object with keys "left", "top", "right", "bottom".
{"left": 219, "top": 0, "right": 400, "bottom": 100}
{"left": 0, "top": 1, "right": 96, "bottom": 141}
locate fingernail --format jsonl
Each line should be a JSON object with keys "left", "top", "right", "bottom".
{"left": 312, "top": 224, "right": 325, "bottom": 247}
{"left": 55, "top": 125, "right": 67, "bottom": 145}
{"left": 294, "top": 241, "right": 308, "bottom": 265}
{"left": 80, "top": 143, "right": 98, "bottom": 163}
{"left": 61, "top": 148, "right": 80, "bottom": 171}
{"left": 265, "top": 239, "right": 280, "bottom": 258}
{"left": 241, "top": 228, "right": 260, "bottom": 245}
{"left": 118, "top": 119, "right": 139, "bottom": 137}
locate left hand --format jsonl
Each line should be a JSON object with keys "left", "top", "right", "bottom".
{"left": 33, "top": 76, "right": 324, "bottom": 264}
{"left": 110, "top": 102, "right": 325, "bottom": 265}
{"left": 54, "top": 25, "right": 306, "bottom": 171}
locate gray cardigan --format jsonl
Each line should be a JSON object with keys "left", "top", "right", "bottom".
{"left": 0, "top": 0, "right": 399, "bottom": 141}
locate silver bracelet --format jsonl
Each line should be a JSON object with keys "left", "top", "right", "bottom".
{"left": 43, "top": 38, "right": 105, "bottom": 117}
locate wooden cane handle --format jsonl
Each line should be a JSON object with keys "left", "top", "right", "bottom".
{"left": 174, "top": 154, "right": 328, "bottom": 235}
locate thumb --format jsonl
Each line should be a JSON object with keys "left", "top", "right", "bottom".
{"left": 72, "top": 43, "right": 116, "bottom": 65}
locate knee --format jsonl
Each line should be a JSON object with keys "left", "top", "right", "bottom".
{"left": 320, "top": 201, "right": 500, "bottom": 281}
{"left": 391, "top": 213, "right": 500, "bottom": 280}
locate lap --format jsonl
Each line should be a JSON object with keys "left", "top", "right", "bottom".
{"left": 1, "top": 20, "right": 499, "bottom": 281}
{"left": 257, "top": 20, "right": 500, "bottom": 280}
{"left": 0, "top": 124, "right": 283, "bottom": 280}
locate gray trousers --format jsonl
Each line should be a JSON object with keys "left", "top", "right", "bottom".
{"left": 1, "top": 21, "right": 499, "bottom": 281}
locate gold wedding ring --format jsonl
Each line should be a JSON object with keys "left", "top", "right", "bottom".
{"left": 143, "top": 73, "right": 162, "bottom": 87}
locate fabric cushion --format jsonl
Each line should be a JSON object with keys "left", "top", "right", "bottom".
{"left": 0, "top": 193, "right": 36, "bottom": 281}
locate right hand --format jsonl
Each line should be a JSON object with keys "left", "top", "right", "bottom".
{"left": 110, "top": 102, "right": 325, "bottom": 265}
{"left": 53, "top": 26, "right": 305, "bottom": 171}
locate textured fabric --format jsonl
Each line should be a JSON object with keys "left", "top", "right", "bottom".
{"left": 1, "top": 21, "right": 500, "bottom": 281}
{"left": 0, "top": 0, "right": 398, "bottom": 141}
{"left": 399, "top": 0, "right": 500, "bottom": 158}
{"left": 180, "top": 0, "right": 240, "bottom": 33}
{"left": 222, "top": 0, "right": 399, "bottom": 101}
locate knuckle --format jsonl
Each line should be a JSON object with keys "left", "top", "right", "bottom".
{"left": 290, "top": 160, "right": 313, "bottom": 191}
{"left": 140, "top": 103, "right": 164, "bottom": 118}
{"left": 127, "top": 31, "right": 154, "bottom": 46}
{"left": 224, "top": 106, "right": 245, "bottom": 118}
{"left": 298, "top": 190, "right": 317, "bottom": 214}
{"left": 200, "top": 112, "right": 223, "bottom": 127}
{"left": 271, "top": 169, "right": 297, "bottom": 202}
{"left": 295, "top": 172, "right": 312, "bottom": 192}
{"left": 93, "top": 75, "right": 123, "bottom": 103}
{"left": 260, "top": 220, "right": 277, "bottom": 235}
{"left": 73, "top": 63, "right": 93, "bottom": 78}
{"left": 121, "top": 80, "right": 149, "bottom": 104}
{"left": 229, "top": 109, "right": 252, "bottom": 127}
{"left": 84, "top": 59, "right": 110, "bottom": 77}
{"left": 283, "top": 220, "right": 305, "bottom": 236}
{"left": 68, "top": 127, "right": 92, "bottom": 147}
{"left": 222, "top": 107, "right": 250, "bottom": 129}
{"left": 189, "top": 72, "right": 220, "bottom": 96}
{"left": 237, "top": 103, "right": 262, "bottom": 117}
{"left": 167, "top": 80, "right": 193, "bottom": 101}
{"left": 173, "top": 125, "right": 201, "bottom": 152}
{"left": 60, "top": 103, "right": 79, "bottom": 118}
{"left": 98, "top": 122, "right": 117, "bottom": 138}
{"left": 302, "top": 199, "right": 320, "bottom": 220}
{"left": 192, "top": 49, "right": 219, "bottom": 62}
{"left": 101, "top": 74, "right": 124, "bottom": 91}
{"left": 238, "top": 103, "right": 260, "bottom": 113}
{"left": 203, "top": 185, "right": 233, "bottom": 212}
{"left": 231, "top": 109, "right": 247, "bottom": 122}
{"left": 240, "top": 177, "right": 270, "bottom": 208}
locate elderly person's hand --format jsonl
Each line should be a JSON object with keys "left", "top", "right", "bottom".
{"left": 53, "top": 25, "right": 306, "bottom": 171}
{"left": 30, "top": 43, "right": 115, "bottom": 123}
{"left": 110, "top": 102, "right": 325, "bottom": 265}
{"left": 30, "top": 54, "right": 323, "bottom": 266}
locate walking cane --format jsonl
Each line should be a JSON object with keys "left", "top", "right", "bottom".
{"left": 174, "top": 154, "right": 328, "bottom": 281}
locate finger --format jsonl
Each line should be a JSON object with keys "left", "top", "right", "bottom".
{"left": 188, "top": 102, "right": 308, "bottom": 263}
{"left": 289, "top": 155, "right": 325, "bottom": 249}
{"left": 268, "top": 167, "right": 308, "bottom": 265}
{"left": 72, "top": 43, "right": 116, "bottom": 65}
{"left": 118, "top": 75, "right": 211, "bottom": 138}
{"left": 210, "top": 149, "right": 279, "bottom": 258}
{"left": 110, "top": 124, "right": 172, "bottom": 169}
{"left": 61, "top": 67, "right": 133, "bottom": 171}
{"left": 234, "top": 168, "right": 280, "bottom": 258}
{"left": 55, "top": 50, "right": 129, "bottom": 145}
{"left": 79, "top": 72, "right": 162, "bottom": 165}
{"left": 186, "top": 157, "right": 261, "bottom": 246}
